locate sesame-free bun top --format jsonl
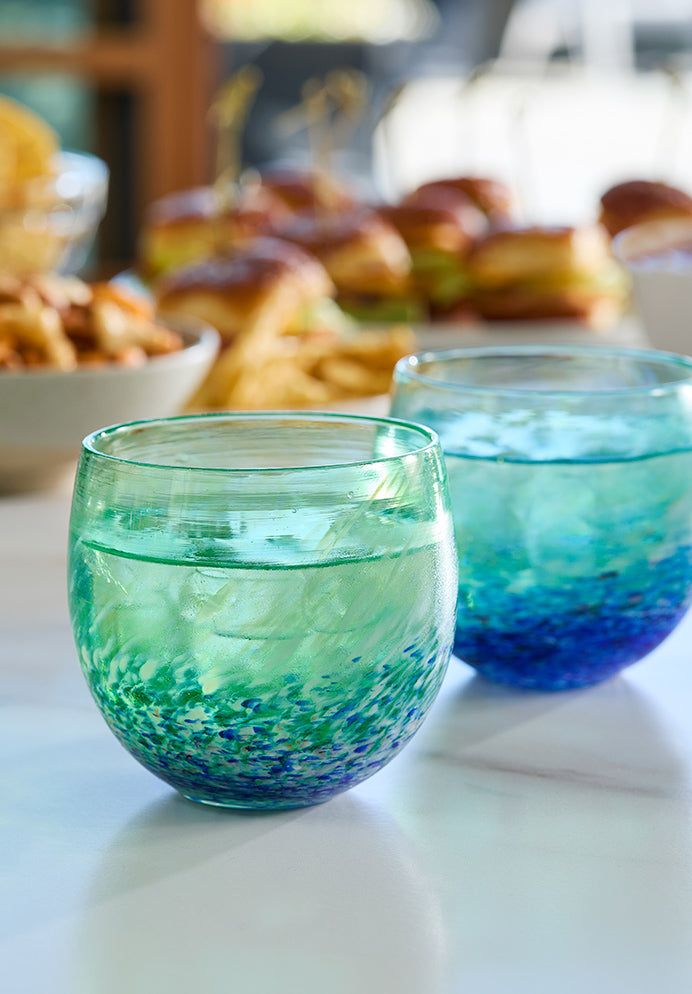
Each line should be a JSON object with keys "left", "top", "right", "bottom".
{"left": 138, "top": 184, "right": 292, "bottom": 280}
{"left": 407, "top": 176, "right": 515, "bottom": 223}
{"left": 155, "top": 237, "right": 335, "bottom": 342}
{"left": 258, "top": 167, "right": 357, "bottom": 214}
{"left": 268, "top": 207, "right": 413, "bottom": 296}
{"left": 599, "top": 179, "right": 692, "bottom": 238}
{"left": 143, "top": 183, "right": 289, "bottom": 230}
{"left": 377, "top": 197, "right": 487, "bottom": 255}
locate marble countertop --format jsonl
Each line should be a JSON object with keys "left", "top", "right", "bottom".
{"left": 4, "top": 482, "right": 692, "bottom": 994}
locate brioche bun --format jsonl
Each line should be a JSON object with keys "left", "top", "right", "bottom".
{"left": 258, "top": 167, "right": 357, "bottom": 214}
{"left": 408, "top": 176, "right": 514, "bottom": 224}
{"left": 599, "top": 180, "right": 692, "bottom": 238}
{"left": 377, "top": 198, "right": 486, "bottom": 255}
{"left": 155, "top": 237, "right": 335, "bottom": 344}
{"left": 269, "top": 207, "right": 413, "bottom": 297}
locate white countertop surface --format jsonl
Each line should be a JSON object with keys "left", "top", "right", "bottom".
{"left": 4, "top": 479, "right": 692, "bottom": 994}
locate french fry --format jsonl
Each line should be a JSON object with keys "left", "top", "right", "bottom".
{"left": 0, "top": 301, "right": 77, "bottom": 369}
{"left": 0, "top": 273, "right": 184, "bottom": 370}
{"left": 91, "top": 280, "right": 154, "bottom": 320}
{"left": 0, "top": 337, "right": 20, "bottom": 368}
{"left": 92, "top": 300, "right": 182, "bottom": 357}
{"left": 317, "top": 356, "right": 393, "bottom": 396}
{"left": 232, "top": 360, "right": 336, "bottom": 410}
{"left": 29, "top": 273, "right": 93, "bottom": 312}
{"left": 190, "top": 317, "right": 414, "bottom": 411}
{"left": 341, "top": 324, "right": 414, "bottom": 352}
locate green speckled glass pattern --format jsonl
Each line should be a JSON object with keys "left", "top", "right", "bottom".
{"left": 68, "top": 413, "right": 457, "bottom": 809}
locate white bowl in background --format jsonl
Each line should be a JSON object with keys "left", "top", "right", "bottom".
{"left": 0, "top": 319, "right": 219, "bottom": 493}
{"left": 613, "top": 218, "right": 692, "bottom": 356}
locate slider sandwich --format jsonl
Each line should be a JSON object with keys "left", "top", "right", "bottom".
{"left": 138, "top": 183, "right": 290, "bottom": 282}
{"left": 378, "top": 195, "right": 487, "bottom": 317}
{"left": 599, "top": 180, "right": 692, "bottom": 238}
{"left": 465, "top": 224, "right": 628, "bottom": 326}
{"left": 269, "top": 206, "right": 424, "bottom": 323}
{"left": 155, "top": 236, "right": 341, "bottom": 347}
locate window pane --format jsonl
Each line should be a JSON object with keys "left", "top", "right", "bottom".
{"left": 0, "top": 0, "right": 92, "bottom": 43}
{"left": 0, "top": 73, "right": 94, "bottom": 151}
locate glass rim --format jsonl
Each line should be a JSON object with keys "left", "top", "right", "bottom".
{"left": 393, "top": 344, "right": 692, "bottom": 397}
{"left": 81, "top": 411, "right": 441, "bottom": 474}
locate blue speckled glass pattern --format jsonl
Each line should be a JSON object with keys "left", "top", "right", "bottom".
{"left": 390, "top": 346, "right": 692, "bottom": 691}
{"left": 68, "top": 413, "right": 457, "bottom": 808}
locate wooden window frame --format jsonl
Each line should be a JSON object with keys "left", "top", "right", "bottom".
{"left": 0, "top": 0, "right": 219, "bottom": 266}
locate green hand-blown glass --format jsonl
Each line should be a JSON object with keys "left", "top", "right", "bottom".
{"left": 68, "top": 412, "right": 458, "bottom": 809}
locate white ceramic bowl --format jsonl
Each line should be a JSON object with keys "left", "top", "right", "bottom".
{"left": 0, "top": 320, "right": 219, "bottom": 493}
{"left": 613, "top": 218, "right": 692, "bottom": 355}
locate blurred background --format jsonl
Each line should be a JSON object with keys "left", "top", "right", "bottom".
{"left": 2, "top": 0, "right": 692, "bottom": 275}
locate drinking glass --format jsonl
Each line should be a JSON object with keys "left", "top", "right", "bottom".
{"left": 390, "top": 345, "right": 692, "bottom": 691}
{"left": 68, "top": 413, "right": 457, "bottom": 808}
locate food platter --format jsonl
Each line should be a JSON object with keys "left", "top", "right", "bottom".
{"left": 116, "top": 268, "right": 648, "bottom": 355}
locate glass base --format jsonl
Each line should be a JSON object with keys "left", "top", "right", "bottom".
{"left": 180, "top": 791, "right": 324, "bottom": 811}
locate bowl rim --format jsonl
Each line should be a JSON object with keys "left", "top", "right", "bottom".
{"left": 0, "top": 318, "right": 220, "bottom": 382}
